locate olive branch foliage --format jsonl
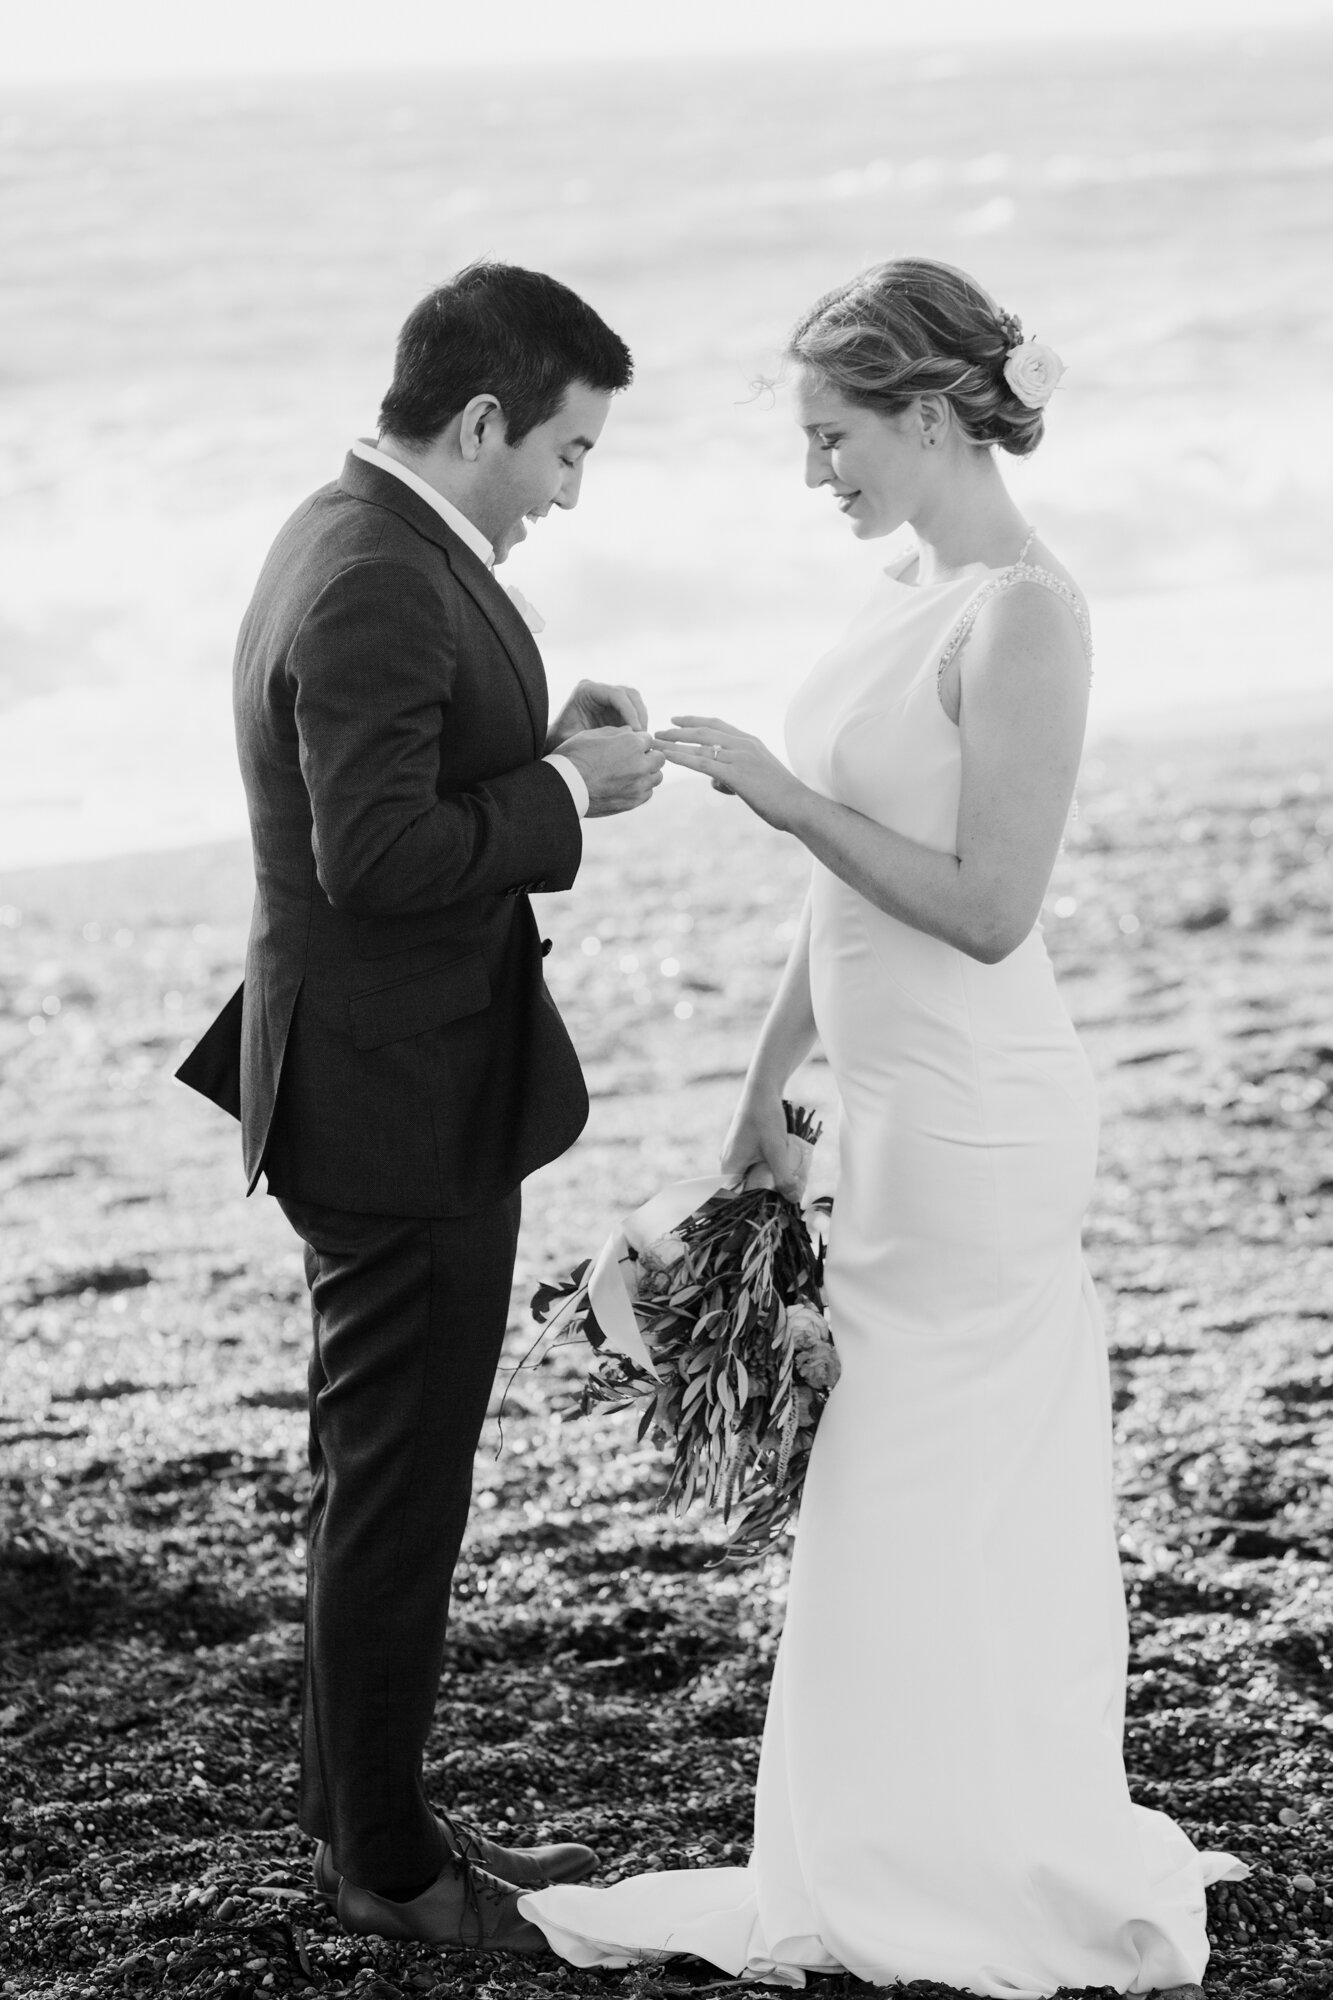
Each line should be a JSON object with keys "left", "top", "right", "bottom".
{"left": 531, "top": 1103, "right": 835, "bottom": 1563}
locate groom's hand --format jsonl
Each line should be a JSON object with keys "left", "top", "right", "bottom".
{"left": 557, "top": 726, "right": 665, "bottom": 817}
{"left": 549, "top": 679, "right": 648, "bottom": 744}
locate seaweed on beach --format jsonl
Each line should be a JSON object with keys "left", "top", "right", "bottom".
{"left": 2, "top": 738, "right": 1333, "bottom": 1998}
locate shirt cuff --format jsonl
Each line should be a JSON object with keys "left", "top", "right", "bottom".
{"left": 543, "top": 752, "right": 589, "bottom": 820}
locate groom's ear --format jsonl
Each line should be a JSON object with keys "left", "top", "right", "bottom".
{"left": 458, "top": 393, "right": 505, "bottom": 462}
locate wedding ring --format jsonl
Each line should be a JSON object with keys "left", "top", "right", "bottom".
{"left": 712, "top": 744, "right": 721, "bottom": 759}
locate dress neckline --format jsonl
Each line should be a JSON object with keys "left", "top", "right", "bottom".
{"left": 886, "top": 527, "right": 1036, "bottom": 589}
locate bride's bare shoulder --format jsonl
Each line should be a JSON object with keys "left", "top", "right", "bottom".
{"left": 953, "top": 543, "right": 1093, "bottom": 715}
{"left": 1017, "top": 537, "right": 1089, "bottom": 623}
{"left": 964, "top": 539, "right": 1092, "bottom": 677}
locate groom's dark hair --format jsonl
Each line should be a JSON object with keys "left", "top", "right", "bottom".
{"left": 378, "top": 261, "right": 633, "bottom": 449}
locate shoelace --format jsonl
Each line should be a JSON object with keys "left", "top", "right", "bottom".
{"left": 449, "top": 1850, "right": 525, "bottom": 1947}
{"left": 436, "top": 1808, "right": 545, "bottom": 1942}
{"left": 436, "top": 1806, "right": 486, "bottom": 1872}
{"left": 448, "top": 1848, "right": 483, "bottom": 1947}
{"left": 437, "top": 1806, "right": 551, "bottom": 1888}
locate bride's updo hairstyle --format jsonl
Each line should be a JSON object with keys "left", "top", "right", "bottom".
{"left": 788, "top": 258, "right": 1045, "bottom": 458}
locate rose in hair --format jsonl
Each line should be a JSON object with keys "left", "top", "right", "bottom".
{"left": 1003, "top": 339, "right": 1065, "bottom": 410}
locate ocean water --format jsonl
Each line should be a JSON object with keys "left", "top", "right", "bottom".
{"left": 2, "top": 33, "right": 1331, "bottom": 866}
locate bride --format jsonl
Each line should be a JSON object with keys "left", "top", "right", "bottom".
{"left": 520, "top": 257, "right": 1245, "bottom": 1995}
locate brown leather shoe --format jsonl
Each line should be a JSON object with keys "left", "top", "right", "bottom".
{"left": 313, "top": 1812, "right": 597, "bottom": 1903}
{"left": 437, "top": 1809, "right": 598, "bottom": 1890}
{"left": 336, "top": 1852, "right": 548, "bottom": 1950}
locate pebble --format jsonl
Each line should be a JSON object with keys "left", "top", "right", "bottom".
{"left": 1292, "top": 1873, "right": 1317, "bottom": 1893}
{"left": 7, "top": 771, "right": 1333, "bottom": 2000}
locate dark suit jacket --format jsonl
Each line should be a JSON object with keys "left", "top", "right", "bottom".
{"left": 177, "top": 451, "right": 589, "bottom": 1217}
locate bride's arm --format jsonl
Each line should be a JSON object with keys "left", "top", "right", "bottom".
{"left": 720, "top": 894, "right": 817, "bottom": 1194}
{"left": 658, "top": 586, "right": 1088, "bottom": 965}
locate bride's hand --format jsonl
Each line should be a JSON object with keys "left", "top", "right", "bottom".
{"left": 653, "top": 717, "right": 807, "bottom": 832}
{"left": 721, "top": 1089, "right": 801, "bottom": 1201}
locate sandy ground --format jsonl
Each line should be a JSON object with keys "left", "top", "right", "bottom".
{"left": 1, "top": 718, "right": 1333, "bottom": 1999}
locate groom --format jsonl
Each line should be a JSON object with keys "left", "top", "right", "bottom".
{"left": 178, "top": 262, "right": 663, "bottom": 1949}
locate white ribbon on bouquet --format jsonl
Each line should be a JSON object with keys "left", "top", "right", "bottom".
{"left": 578, "top": 1136, "right": 816, "bottom": 1376}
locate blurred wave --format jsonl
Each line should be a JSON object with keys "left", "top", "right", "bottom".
{"left": 2, "top": 32, "right": 1331, "bottom": 863}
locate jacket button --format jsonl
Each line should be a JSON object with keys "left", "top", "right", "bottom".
{"left": 541, "top": 938, "right": 553, "bottom": 957}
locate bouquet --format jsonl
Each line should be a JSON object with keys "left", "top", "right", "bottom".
{"left": 531, "top": 1103, "right": 838, "bottom": 1563}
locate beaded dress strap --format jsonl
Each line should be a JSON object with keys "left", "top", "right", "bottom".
{"left": 935, "top": 558, "right": 1093, "bottom": 692}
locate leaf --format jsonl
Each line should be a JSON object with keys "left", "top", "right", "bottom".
{"left": 530, "top": 1260, "right": 591, "bottom": 1324}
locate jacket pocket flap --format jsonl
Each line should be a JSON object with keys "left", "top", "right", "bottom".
{"left": 349, "top": 955, "right": 490, "bottom": 1051}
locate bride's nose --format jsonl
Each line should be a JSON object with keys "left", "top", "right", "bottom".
{"left": 804, "top": 441, "right": 832, "bottom": 488}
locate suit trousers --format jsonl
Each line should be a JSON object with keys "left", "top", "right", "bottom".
{"left": 276, "top": 1188, "right": 521, "bottom": 1898}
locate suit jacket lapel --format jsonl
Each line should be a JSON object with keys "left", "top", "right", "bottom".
{"left": 444, "top": 553, "right": 548, "bottom": 755}
{"left": 337, "top": 453, "right": 547, "bottom": 754}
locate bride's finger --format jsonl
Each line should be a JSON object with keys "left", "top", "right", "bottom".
{"left": 652, "top": 725, "right": 729, "bottom": 745}
{"left": 657, "top": 743, "right": 729, "bottom": 772}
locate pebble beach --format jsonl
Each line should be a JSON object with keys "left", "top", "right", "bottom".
{"left": 2, "top": 704, "right": 1332, "bottom": 1998}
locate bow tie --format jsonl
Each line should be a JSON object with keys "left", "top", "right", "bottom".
{"left": 497, "top": 579, "right": 546, "bottom": 635}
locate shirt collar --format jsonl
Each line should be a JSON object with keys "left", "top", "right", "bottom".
{"left": 351, "top": 438, "right": 494, "bottom": 568}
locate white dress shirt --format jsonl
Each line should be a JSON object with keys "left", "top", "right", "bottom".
{"left": 350, "top": 439, "right": 588, "bottom": 818}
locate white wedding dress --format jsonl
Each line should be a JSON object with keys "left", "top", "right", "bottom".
{"left": 521, "top": 546, "right": 1245, "bottom": 1994}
